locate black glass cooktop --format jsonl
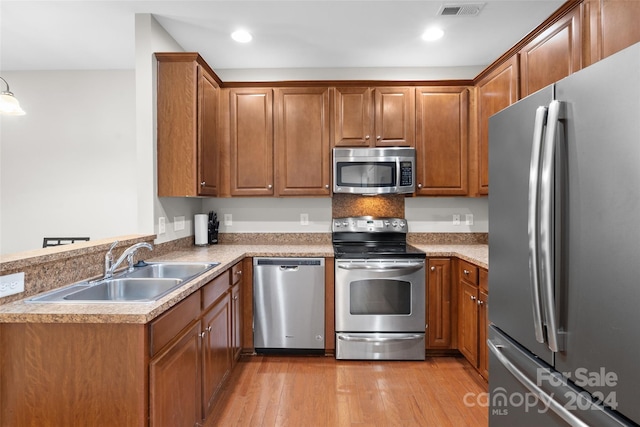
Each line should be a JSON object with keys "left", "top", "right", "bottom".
{"left": 333, "top": 243, "right": 426, "bottom": 259}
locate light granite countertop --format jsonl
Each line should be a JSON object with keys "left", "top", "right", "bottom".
{"left": 0, "top": 243, "right": 487, "bottom": 324}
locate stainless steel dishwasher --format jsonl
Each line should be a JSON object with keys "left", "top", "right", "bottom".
{"left": 253, "top": 257, "right": 325, "bottom": 353}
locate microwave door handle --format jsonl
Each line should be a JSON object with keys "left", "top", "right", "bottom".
{"left": 528, "top": 106, "right": 547, "bottom": 345}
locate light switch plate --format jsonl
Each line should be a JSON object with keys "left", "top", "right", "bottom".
{"left": 224, "top": 214, "right": 233, "bottom": 226}
{"left": 0, "top": 272, "right": 25, "bottom": 298}
{"left": 174, "top": 216, "right": 185, "bottom": 231}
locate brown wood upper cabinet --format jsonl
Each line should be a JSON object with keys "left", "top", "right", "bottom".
{"left": 415, "top": 87, "right": 469, "bottom": 196}
{"left": 333, "top": 86, "right": 415, "bottom": 147}
{"left": 519, "top": 6, "right": 582, "bottom": 97}
{"left": 156, "top": 53, "right": 221, "bottom": 197}
{"left": 275, "top": 87, "right": 332, "bottom": 196}
{"left": 228, "top": 88, "right": 274, "bottom": 196}
{"left": 475, "top": 56, "right": 519, "bottom": 196}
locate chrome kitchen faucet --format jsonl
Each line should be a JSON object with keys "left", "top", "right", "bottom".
{"left": 104, "top": 241, "right": 154, "bottom": 279}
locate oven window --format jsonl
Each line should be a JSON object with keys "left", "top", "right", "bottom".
{"left": 336, "top": 162, "right": 396, "bottom": 188}
{"left": 349, "top": 279, "right": 411, "bottom": 315}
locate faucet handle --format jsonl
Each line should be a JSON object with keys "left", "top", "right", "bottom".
{"left": 104, "top": 241, "right": 119, "bottom": 277}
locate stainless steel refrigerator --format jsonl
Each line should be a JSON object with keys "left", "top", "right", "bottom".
{"left": 488, "top": 42, "right": 640, "bottom": 426}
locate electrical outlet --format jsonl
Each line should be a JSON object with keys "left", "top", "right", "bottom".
{"left": 174, "top": 216, "right": 185, "bottom": 231}
{"left": 224, "top": 214, "right": 233, "bottom": 226}
{"left": 300, "top": 213, "right": 309, "bottom": 225}
{"left": 0, "top": 272, "right": 25, "bottom": 298}
{"left": 453, "top": 214, "right": 461, "bottom": 225}
{"left": 465, "top": 213, "right": 474, "bottom": 225}
{"left": 158, "top": 217, "right": 166, "bottom": 234}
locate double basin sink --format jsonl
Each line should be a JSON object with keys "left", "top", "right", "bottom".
{"left": 27, "top": 262, "right": 219, "bottom": 303}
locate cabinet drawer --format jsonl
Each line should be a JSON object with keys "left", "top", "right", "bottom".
{"left": 459, "top": 260, "right": 479, "bottom": 286}
{"left": 203, "top": 270, "right": 230, "bottom": 310}
{"left": 150, "top": 291, "right": 201, "bottom": 357}
{"left": 479, "top": 268, "right": 488, "bottom": 293}
{"left": 231, "top": 262, "right": 242, "bottom": 286}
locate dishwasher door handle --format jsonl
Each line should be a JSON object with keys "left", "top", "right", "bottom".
{"left": 279, "top": 265, "right": 299, "bottom": 271}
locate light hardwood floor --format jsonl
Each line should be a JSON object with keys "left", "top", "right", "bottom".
{"left": 205, "top": 355, "right": 489, "bottom": 427}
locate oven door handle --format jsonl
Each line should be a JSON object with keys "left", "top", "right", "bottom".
{"left": 337, "top": 334, "right": 424, "bottom": 343}
{"left": 337, "top": 263, "right": 424, "bottom": 273}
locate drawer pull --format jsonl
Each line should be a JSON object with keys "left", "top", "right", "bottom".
{"left": 463, "top": 269, "right": 470, "bottom": 275}
{"left": 470, "top": 295, "right": 476, "bottom": 301}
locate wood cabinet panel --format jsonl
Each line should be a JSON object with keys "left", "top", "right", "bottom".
{"left": 275, "top": 87, "right": 331, "bottom": 196}
{"left": 202, "top": 292, "right": 232, "bottom": 418}
{"left": 476, "top": 56, "right": 519, "bottom": 196}
{"left": 478, "top": 287, "right": 489, "bottom": 380}
{"left": 459, "top": 280, "right": 479, "bottom": 367}
{"left": 519, "top": 7, "right": 582, "bottom": 97}
{"left": 333, "top": 86, "right": 414, "bottom": 147}
{"left": 333, "top": 87, "right": 373, "bottom": 147}
{"left": 156, "top": 53, "right": 220, "bottom": 197}
{"left": 415, "top": 87, "right": 469, "bottom": 196}
{"left": 229, "top": 88, "right": 274, "bottom": 196}
{"left": 150, "top": 321, "right": 202, "bottom": 427}
{"left": 426, "top": 258, "right": 453, "bottom": 349}
{"left": 231, "top": 281, "right": 243, "bottom": 363}
{"left": 601, "top": 0, "right": 640, "bottom": 58}
{"left": 374, "top": 87, "right": 415, "bottom": 147}
{"left": 1, "top": 323, "right": 146, "bottom": 427}
{"left": 150, "top": 291, "right": 200, "bottom": 357}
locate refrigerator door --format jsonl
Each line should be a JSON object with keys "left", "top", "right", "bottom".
{"left": 552, "top": 42, "right": 640, "bottom": 424}
{"left": 488, "top": 85, "right": 555, "bottom": 365}
{"left": 489, "top": 326, "right": 635, "bottom": 427}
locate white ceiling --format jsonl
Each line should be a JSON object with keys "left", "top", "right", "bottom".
{"left": 1, "top": 0, "right": 564, "bottom": 79}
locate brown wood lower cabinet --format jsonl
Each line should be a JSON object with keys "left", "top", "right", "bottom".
{"left": 457, "top": 260, "right": 489, "bottom": 380}
{"left": 0, "top": 262, "right": 244, "bottom": 427}
{"left": 426, "top": 258, "right": 454, "bottom": 350}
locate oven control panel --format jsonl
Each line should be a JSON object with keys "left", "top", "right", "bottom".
{"left": 332, "top": 216, "right": 407, "bottom": 233}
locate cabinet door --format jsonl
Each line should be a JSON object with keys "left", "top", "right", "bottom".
{"left": 458, "top": 281, "right": 479, "bottom": 366}
{"left": 426, "top": 258, "right": 453, "bottom": 349}
{"left": 231, "top": 282, "right": 243, "bottom": 363}
{"left": 274, "top": 87, "right": 331, "bottom": 196}
{"left": 519, "top": 6, "right": 582, "bottom": 97}
{"left": 229, "top": 88, "right": 274, "bottom": 196}
{"left": 202, "top": 293, "right": 232, "bottom": 417}
{"left": 476, "top": 56, "right": 519, "bottom": 196}
{"left": 478, "top": 289, "right": 489, "bottom": 380}
{"left": 374, "top": 87, "right": 415, "bottom": 147}
{"left": 415, "top": 87, "right": 469, "bottom": 196}
{"left": 198, "top": 69, "right": 219, "bottom": 196}
{"left": 149, "top": 321, "right": 202, "bottom": 427}
{"left": 333, "top": 87, "right": 373, "bottom": 147}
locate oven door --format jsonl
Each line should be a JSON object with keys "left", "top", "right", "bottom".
{"left": 335, "top": 259, "right": 425, "bottom": 333}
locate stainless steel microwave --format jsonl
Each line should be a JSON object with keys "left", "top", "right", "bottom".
{"left": 333, "top": 147, "right": 416, "bottom": 195}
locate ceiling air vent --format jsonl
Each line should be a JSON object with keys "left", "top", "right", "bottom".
{"left": 438, "top": 3, "right": 486, "bottom": 16}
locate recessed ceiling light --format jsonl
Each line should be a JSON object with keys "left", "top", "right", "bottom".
{"left": 422, "top": 27, "right": 444, "bottom": 42}
{"left": 231, "top": 30, "right": 252, "bottom": 43}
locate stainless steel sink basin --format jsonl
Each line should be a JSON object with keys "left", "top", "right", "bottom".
{"left": 126, "top": 262, "right": 217, "bottom": 280}
{"left": 63, "top": 278, "right": 183, "bottom": 302}
{"left": 26, "top": 261, "right": 219, "bottom": 303}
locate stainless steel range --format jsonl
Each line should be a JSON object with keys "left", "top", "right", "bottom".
{"left": 333, "top": 216, "right": 426, "bottom": 360}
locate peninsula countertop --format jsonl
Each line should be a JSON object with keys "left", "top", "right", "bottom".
{"left": 0, "top": 243, "right": 487, "bottom": 324}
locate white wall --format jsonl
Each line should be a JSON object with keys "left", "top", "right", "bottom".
{"left": 0, "top": 70, "right": 138, "bottom": 254}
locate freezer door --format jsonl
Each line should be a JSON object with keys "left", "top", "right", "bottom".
{"left": 488, "top": 326, "right": 635, "bottom": 427}
{"left": 553, "top": 42, "right": 640, "bottom": 425}
{"left": 488, "top": 86, "right": 554, "bottom": 365}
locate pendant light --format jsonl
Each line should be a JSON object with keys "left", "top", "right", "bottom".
{"left": 0, "top": 77, "right": 26, "bottom": 116}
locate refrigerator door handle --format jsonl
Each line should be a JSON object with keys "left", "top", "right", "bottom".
{"left": 528, "top": 105, "right": 548, "bottom": 344}
{"left": 488, "top": 339, "right": 589, "bottom": 427}
{"left": 539, "top": 100, "right": 564, "bottom": 352}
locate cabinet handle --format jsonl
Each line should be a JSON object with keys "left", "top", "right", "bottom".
{"left": 470, "top": 295, "right": 476, "bottom": 301}
{"left": 477, "top": 299, "right": 484, "bottom": 306}
{"left": 199, "top": 331, "right": 206, "bottom": 338}
{"left": 365, "top": 135, "right": 370, "bottom": 140}
{"left": 376, "top": 135, "right": 381, "bottom": 140}
{"left": 235, "top": 270, "right": 242, "bottom": 275}
{"left": 325, "top": 184, "right": 329, "bottom": 189}
{"left": 267, "top": 184, "right": 273, "bottom": 189}
{"left": 233, "top": 295, "right": 239, "bottom": 301}
{"left": 418, "top": 183, "right": 423, "bottom": 189}
{"left": 206, "top": 326, "right": 212, "bottom": 332}
{"left": 430, "top": 266, "right": 435, "bottom": 271}
{"left": 463, "top": 269, "right": 470, "bottom": 275}
{"left": 200, "top": 181, "right": 206, "bottom": 187}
